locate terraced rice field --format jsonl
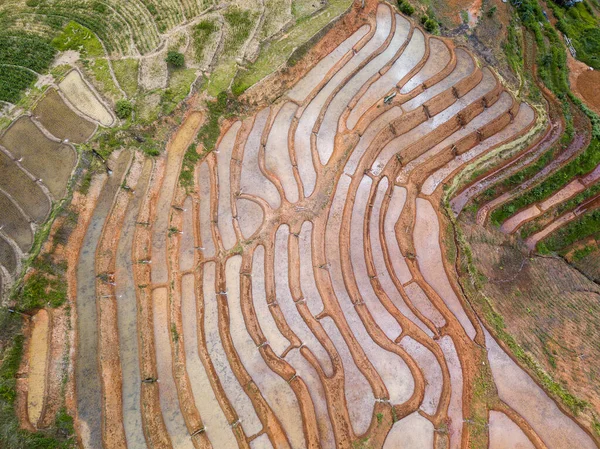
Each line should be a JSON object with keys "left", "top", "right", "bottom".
{"left": 0, "top": 70, "right": 103, "bottom": 298}
{"left": 49, "top": 4, "right": 600, "bottom": 448}
{"left": 33, "top": 88, "right": 97, "bottom": 144}
{"left": 58, "top": 70, "right": 115, "bottom": 127}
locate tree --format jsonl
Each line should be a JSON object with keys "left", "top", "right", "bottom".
{"left": 397, "top": 0, "right": 415, "bottom": 15}
{"left": 115, "top": 99, "right": 133, "bottom": 119}
{"left": 165, "top": 50, "right": 185, "bottom": 68}
{"left": 424, "top": 18, "right": 439, "bottom": 33}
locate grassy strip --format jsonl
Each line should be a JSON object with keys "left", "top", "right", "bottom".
{"left": 490, "top": 138, "right": 600, "bottom": 226}
{"left": 446, "top": 202, "right": 589, "bottom": 416}
{"left": 505, "top": 20, "right": 525, "bottom": 82}
{"left": 232, "top": 0, "right": 353, "bottom": 95}
{"left": 207, "top": 7, "right": 257, "bottom": 96}
{"left": 161, "top": 68, "right": 197, "bottom": 115}
{"left": 52, "top": 21, "right": 104, "bottom": 58}
{"left": 538, "top": 208, "right": 600, "bottom": 253}
{"left": 112, "top": 59, "right": 139, "bottom": 98}
{"left": 570, "top": 242, "right": 597, "bottom": 261}
{"left": 192, "top": 20, "right": 218, "bottom": 63}
{"left": 475, "top": 146, "right": 558, "bottom": 206}
{"left": 82, "top": 58, "right": 121, "bottom": 101}
{"left": 0, "top": 310, "right": 75, "bottom": 448}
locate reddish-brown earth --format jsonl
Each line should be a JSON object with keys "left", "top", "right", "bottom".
{"left": 576, "top": 69, "right": 600, "bottom": 113}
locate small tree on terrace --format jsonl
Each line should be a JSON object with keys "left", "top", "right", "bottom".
{"left": 115, "top": 99, "right": 133, "bottom": 119}
{"left": 166, "top": 50, "right": 185, "bottom": 68}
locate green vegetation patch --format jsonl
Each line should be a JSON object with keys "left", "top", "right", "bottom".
{"left": 82, "top": 58, "right": 121, "bottom": 100}
{"left": 520, "top": 181, "right": 600, "bottom": 238}
{"left": 19, "top": 252, "right": 69, "bottom": 310}
{"left": 491, "top": 139, "right": 600, "bottom": 226}
{"left": 161, "top": 68, "right": 197, "bottom": 115}
{"left": 0, "top": 33, "right": 56, "bottom": 73}
{"left": 0, "top": 32, "right": 56, "bottom": 102}
{"left": 0, "top": 66, "right": 37, "bottom": 103}
{"left": 476, "top": 146, "right": 558, "bottom": 207}
{"left": 192, "top": 20, "right": 218, "bottom": 63}
{"left": 112, "top": 59, "right": 139, "bottom": 97}
{"left": 208, "top": 7, "right": 257, "bottom": 96}
{"left": 115, "top": 99, "right": 134, "bottom": 119}
{"left": 52, "top": 21, "right": 104, "bottom": 58}
{"left": 223, "top": 8, "right": 256, "bottom": 52}
{"left": 166, "top": 50, "right": 185, "bottom": 69}
{"left": 0, "top": 310, "right": 75, "bottom": 449}
{"left": 538, "top": 207, "right": 600, "bottom": 252}
{"left": 180, "top": 92, "right": 240, "bottom": 188}
{"left": 292, "top": 0, "right": 323, "bottom": 20}
{"left": 551, "top": 0, "right": 600, "bottom": 70}
{"left": 232, "top": 0, "right": 353, "bottom": 95}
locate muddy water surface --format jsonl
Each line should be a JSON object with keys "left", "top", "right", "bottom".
{"left": 115, "top": 159, "right": 152, "bottom": 449}
{"left": 318, "top": 8, "right": 396, "bottom": 164}
{"left": 152, "top": 112, "right": 202, "bottom": 284}
{"left": 216, "top": 122, "right": 241, "bottom": 249}
{"left": 382, "top": 411, "right": 434, "bottom": 448}
{"left": 489, "top": 411, "right": 535, "bottom": 449}
{"left": 414, "top": 198, "right": 476, "bottom": 339}
{"left": 484, "top": 329, "right": 597, "bottom": 449}
{"left": 152, "top": 287, "right": 194, "bottom": 449}
{"left": 76, "top": 150, "right": 131, "bottom": 449}
{"left": 203, "top": 261, "right": 263, "bottom": 437}
{"left": 180, "top": 273, "right": 236, "bottom": 448}
{"left": 288, "top": 24, "right": 370, "bottom": 104}
{"left": 226, "top": 255, "right": 306, "bottom": 449}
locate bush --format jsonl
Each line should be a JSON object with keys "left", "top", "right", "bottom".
{"left": 487, "top": 5, "right": 497, "bottom": 17}
{"left": 165, "top": 50, "right": 185, "bottom": 68}
{"left": 397, "top": 0, "right": 415, "bottom": 15}
{"left": 115, "top": 99, "right": 133, "bottom": 119}
{"left": 424, "top": 18, "right": 439, "bottom": 33}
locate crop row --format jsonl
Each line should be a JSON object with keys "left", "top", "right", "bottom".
{"left": 490, "top": 138, "right": 600, "bottom": 226}
{"left": 519, "top": 181, "right": 600, "bottom": 238}
{"left": 0, "top": 65, "right": 38, "bottom": 103}
{"left": 538, "top": 207, "right": 600, "bottom": 252}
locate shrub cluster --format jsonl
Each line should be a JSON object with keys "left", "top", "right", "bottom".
{"left": 420, "top": 14, "right": 439, "bottom": 34}
{"left": 397, "top": 0, "right": 415, "bottom": 16}
{"left": 115, "top": 99, "right": 133, "bottom": 120}
{"left": 165, "top": 50, "right": 185, "bottom": 68}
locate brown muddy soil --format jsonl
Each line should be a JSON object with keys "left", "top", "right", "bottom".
{"left": 576, "top": 69, "right": 600, "bottom": 113}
